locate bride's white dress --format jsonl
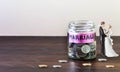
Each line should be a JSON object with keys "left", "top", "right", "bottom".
{"left": 105, "top": 29, "right": 119, "bottom": 57}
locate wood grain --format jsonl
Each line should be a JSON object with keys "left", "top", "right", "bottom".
{"left": 0, "top": 36, "right": 120, "bottom": 72}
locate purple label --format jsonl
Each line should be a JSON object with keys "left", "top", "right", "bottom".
{"left": 69, "top": 32, "right": 95, "bottom": 43}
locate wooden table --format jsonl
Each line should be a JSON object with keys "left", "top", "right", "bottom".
{"left": 0, "top": 36, "right": 120, "bottom": 72}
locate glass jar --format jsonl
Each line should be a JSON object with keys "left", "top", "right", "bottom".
{"left": 67, "top": 20, "right": 96, "bottom": 60}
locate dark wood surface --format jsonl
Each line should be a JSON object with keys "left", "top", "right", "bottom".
{"left": 0, "top": 36, "right": 120, "bottom": 72}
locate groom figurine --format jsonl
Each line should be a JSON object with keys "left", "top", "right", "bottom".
{"left": 99, "top": 21, "right": 106, "bottom": 56}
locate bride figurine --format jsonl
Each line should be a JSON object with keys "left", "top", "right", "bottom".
{"left": 104, "top": 25, "right": 119, "bottom": 57}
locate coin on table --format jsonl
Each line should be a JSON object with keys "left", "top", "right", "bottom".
{"left": 98, "top": 58, "right": 107, "bottom": 62}
{"left": 82, "top": 63, "right": 92, "bottom": 66}
{"left": 106, "top": 65, "right": 115, "bottom": 68}
{"left": 58, "top": 60, "right": 68, "bottom": 63}
{"left": 52, "top": 65, "right": 62, "bottom": 68}
{"left": 38, "top": 64, "right": 48, "bottom": 68}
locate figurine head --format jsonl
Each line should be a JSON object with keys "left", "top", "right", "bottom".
{"left": 100, "top": 21, "right": 105, "bottom": 27}
{"left": 101, "top": 21, "right": 105, "bottom": 25}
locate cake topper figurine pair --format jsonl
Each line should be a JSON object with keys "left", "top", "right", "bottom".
{"left": 99, "top": 21, "right": 119, "bottom": 57}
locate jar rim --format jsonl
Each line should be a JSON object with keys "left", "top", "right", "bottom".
{"left": 69, "top": 20, "right": 95, "bottom": 29}
{"left": 69, "top": 20, "right": 93, "bottom": 25}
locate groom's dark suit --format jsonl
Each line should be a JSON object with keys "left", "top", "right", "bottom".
{"left": 99, "top": 26, "right": 106, "bottom": 56}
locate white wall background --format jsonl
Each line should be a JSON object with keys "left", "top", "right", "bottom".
{"left": 0, "top": 0, "right": 120, "bottom": 36}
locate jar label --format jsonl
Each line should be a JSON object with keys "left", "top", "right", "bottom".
{"left": 68, "top": 32, "right": 95, "bottom": 43}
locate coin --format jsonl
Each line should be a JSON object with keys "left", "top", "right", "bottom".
{"left": 38, "top": 65, "right": 48, "bottom": 68}
{"left": 58, "top": 60, "right": 68, "bottom": 63}
{"left": 82, "top": 63, "right": 92, "bottom": 66}
{"left": 98, "top": 58, "right": 107, "bottom": 62}
{"left": 106, "top": 65, "right": 115, "bottom": 68}
{"left": 52, "top": 65, "right": 62, "bottom": 68}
